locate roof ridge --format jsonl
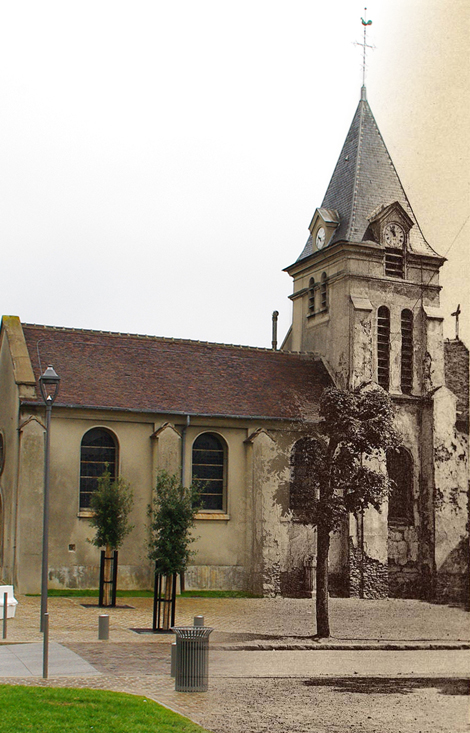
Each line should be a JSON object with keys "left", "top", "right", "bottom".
{"left": 347, "top": 98, "right": 367, "bottom": 241}
{"left": 21, "top": 322, "right": 322, "bottom": 356}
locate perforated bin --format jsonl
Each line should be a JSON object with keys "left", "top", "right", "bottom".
{"left": 171, "top": 624, "right": 213, "bottom": 692}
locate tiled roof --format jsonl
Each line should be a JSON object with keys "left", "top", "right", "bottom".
{"left": 297, "top": 90, "right": 439, "bottom": 262}
{"left": 21, "top": 323, "right": 331, "bottom": 422}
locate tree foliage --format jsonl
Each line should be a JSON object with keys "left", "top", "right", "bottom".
{"left": 147, "top": 470, "right": 201, "bottom": 576}
{"left": 89, "top": 469, "right": 134, "bottom": 550}
{"left": 292, "top": 384, "right": 400, "bottom": 529}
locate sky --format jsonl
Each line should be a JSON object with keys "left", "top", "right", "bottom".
{"left": 0, "top": 0, "right": 468, "bottom": 348}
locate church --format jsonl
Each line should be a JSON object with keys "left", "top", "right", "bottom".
{"left": 0, "top": 86, "right": 468, "bottom": 602}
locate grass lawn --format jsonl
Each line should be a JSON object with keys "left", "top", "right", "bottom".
{"left": 26, "top": 589, "right": 259, "bottom": 599}
{"left": 0, "top": 685, "right": 210, "bottom": 733}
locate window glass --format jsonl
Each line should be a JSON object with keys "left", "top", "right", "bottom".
{"left": 192, "top": 433, "right": 225, "bottom": 511}
{"left": 80, "top": 428, "right": 117, "bottom": 509}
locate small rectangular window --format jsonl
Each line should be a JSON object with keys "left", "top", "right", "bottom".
{"left": 385, "top": 249, "right": 404, "bottom": 278}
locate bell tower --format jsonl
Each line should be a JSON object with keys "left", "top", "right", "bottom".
{"left": 283, "top": 86, "right": 446, "bottom": 397}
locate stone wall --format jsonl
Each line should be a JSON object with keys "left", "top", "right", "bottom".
{"left": 388, "top": 524, "right": 421, "bottom": 598}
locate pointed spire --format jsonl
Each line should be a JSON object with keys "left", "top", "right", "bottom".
{"left": 296, "top": 93, "right": 439, "bottom": 262}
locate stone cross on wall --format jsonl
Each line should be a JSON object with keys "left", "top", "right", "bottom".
{"left": 451, "top": 304, "right": 461, "bottom": 340}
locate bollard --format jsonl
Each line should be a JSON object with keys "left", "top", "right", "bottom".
{"left": 43, "top": 613, "right": 49, "bottom": 679}
{"left": 98, "top": 614, "right": 109, "bottom": 641}
{"left": 172, "top": 617, "right": 213, "bottom": 692}
{"left": 170, "top": 642, "right": 177, "bottom": 677}
{"left": 2, "top": 592, "right": 7, "bottom": 639}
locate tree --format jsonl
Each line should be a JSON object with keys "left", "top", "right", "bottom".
{"left": 147, "top": 470, "right": 201, "bottom": 628}
{"left": 291, "top": 384, "right": 400, "bottom": 638}
{"left": 89, "top": 469, "right": 134, "bottom": 606}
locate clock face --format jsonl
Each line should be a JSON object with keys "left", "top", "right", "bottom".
{"left": 384, "top": 222, "right": 405, "bottom": 248}
{"left": 316, "top": 227, "right": 326, "bottom": 249}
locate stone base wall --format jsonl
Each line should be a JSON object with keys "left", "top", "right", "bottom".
{"left": 185, "top": 565, "right": 247, "bottom": 591}
{"left": 435, "top": 572, "right": 469, "bottom": 606}
{"left": 280, "top": 566, "right": 312, "bottom": 598}
{"left": 348, "top": 540, "right": 388, "bottom": 598}
{"left": 388, "top": 563, "right": 423, "bottom": 598}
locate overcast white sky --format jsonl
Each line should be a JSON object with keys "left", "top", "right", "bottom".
{"left": 0, "top": 0, "right": 468, "bottom": 348}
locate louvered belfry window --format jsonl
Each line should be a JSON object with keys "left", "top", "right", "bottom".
{"left": 308, "top": 278, "right": 315, "bottom": 314}
{"left": 192, "top": 433, "right": 225, "bottom": 511}
{"left": 320, "top": 272, "right": 328, "bottom": 310}
{"left": 377, "top": 306, "right": 391, "bottom": 390}
{"left": 385, "top": 248, "right": 404, "bottom": 278}
{"left": 401, "top": 309, "right": 413, "bottom": 394}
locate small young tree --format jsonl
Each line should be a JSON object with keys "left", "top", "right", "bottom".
{"left": 148, "top": 470, "right": 201, "bottom": 629}
{"left": 291, "top": 384, "right": 400, "bottom": 638}
{"left": 89, "top": 469, "right": 134, "bottom": 606}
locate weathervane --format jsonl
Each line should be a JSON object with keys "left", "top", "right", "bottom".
{"left": 354, "top": 8, "right": 374, "bottom": 87}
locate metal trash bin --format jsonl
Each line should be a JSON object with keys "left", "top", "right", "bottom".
{"left": 171, "top": 618, "right": 213, "bottom": 692}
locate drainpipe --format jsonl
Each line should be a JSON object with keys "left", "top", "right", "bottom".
{"left": 181, "top": 415, "right": 191, "bottom": 485}
{"left": 272, "top": 311, "right": 279, "bottom": 351}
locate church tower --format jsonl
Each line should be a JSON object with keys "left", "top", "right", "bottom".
{"left": 283, "top": 87, "right": 468, "bottom": 601}
{"left": 283, "top": 86, "right": 445, "bottom": 396}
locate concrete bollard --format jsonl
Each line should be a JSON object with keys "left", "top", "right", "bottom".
{"left": 193, "top": 615, "right": 204, "bottom": 627}
{"left": 98, "top": 614, "right": 109, "bottom": 640}
{"left": 2, "top": 592, "right": 7, "bottom": 639}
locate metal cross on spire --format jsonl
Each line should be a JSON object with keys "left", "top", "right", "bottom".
{"left": 451, "top": 304, "right": 461, "bottom": 340}
{"left": 354, "top": 8, "right": 374, "bottom": 88}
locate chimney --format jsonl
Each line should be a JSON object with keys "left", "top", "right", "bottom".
{"left": 272, "top": 311, "right": 279, "bottom": 350}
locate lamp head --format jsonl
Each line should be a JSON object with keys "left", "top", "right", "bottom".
{"left": 39, "top": 365, "right": 61, "bottom": 405}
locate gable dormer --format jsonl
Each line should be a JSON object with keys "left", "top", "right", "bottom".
{"left": 308, "top": 208, "right": 340, "bottom": 254}
{"left": 366, "top": 202, "right": 415, "bottom": 278}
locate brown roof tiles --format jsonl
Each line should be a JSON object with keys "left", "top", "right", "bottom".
{"left": 22, "top": 323, "right": 331, "bottom": 422}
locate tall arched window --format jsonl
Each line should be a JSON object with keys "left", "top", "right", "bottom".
{"left": 192, "top": 433, "right": 226, "bottom": 511}
{"left": 387, "top": 447, "right": 413, "bottom": 524}
{"left": 80, "top": 428, "right": 117, "bottom": 510}
{"left": 377, "top": 306, "right": 390, "bottom": 391}
{"left": 308, "top": 278, "right": 315, "bottom": 315}
{"left": 290, "top": 437, "right": 322, "bottom": 513}
{"left": 320, "top": 272, "right": 328, "bottom": 311}
{"left": 401, "top": 309, "right": 413, "bottom": 394}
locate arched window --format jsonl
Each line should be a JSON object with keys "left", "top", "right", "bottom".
{"left": 320, "top": 272, "right": 328, "bottom": 311}
{"left": 308, "top": 278, "right": 315, "bottom": 315}
{"left": 80, "top": 428, "right": 117, "bottom": 510}
{"left": 290, "top": 437, "right": 322, "bottom": 513}
{"left": 377, "top": 306, "right": 390, "bottom": 391}
{"left": 192, "top": 433, "right": 226, "bottom": 511}
{"left": 401, "top": 309, "right": 413, "bottom": 394}
{"left": 387, "top": 447, "right": 413, "bottom": 524}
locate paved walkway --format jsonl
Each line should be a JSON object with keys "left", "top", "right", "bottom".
{"left": 0, "top": 595, "right": 467, "bottom": 729}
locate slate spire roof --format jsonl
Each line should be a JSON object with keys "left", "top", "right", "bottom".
{"left": 297, "top": 87, "right": 440, "bottom": 262}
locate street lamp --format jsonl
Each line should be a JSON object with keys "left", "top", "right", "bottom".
{"left": 39, "top": 365, "right": 60, "bottom": 634}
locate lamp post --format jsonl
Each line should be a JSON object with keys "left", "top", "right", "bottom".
{"left": 39, "top": 365, "right": 60, "bottom": 634}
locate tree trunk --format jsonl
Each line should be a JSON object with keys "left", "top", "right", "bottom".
{"left": 162, "top": 574, "right": 173, "bottom": 630}
{"left": 104, "top": 544, "right": 112, "bottom": 607}
{"left": 315, "top": 524, "right": 331, "bottom": 638}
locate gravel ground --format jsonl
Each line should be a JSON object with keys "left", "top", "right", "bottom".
{"left": 200, "top": 677, "right": 470, "bottom": 733}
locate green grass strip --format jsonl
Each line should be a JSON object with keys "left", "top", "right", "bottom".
{"left": 0, "top": 685, "right": 210, "bottom": 733}
{"left": 26, "top": 589, "right": 259, "bottom": 599}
